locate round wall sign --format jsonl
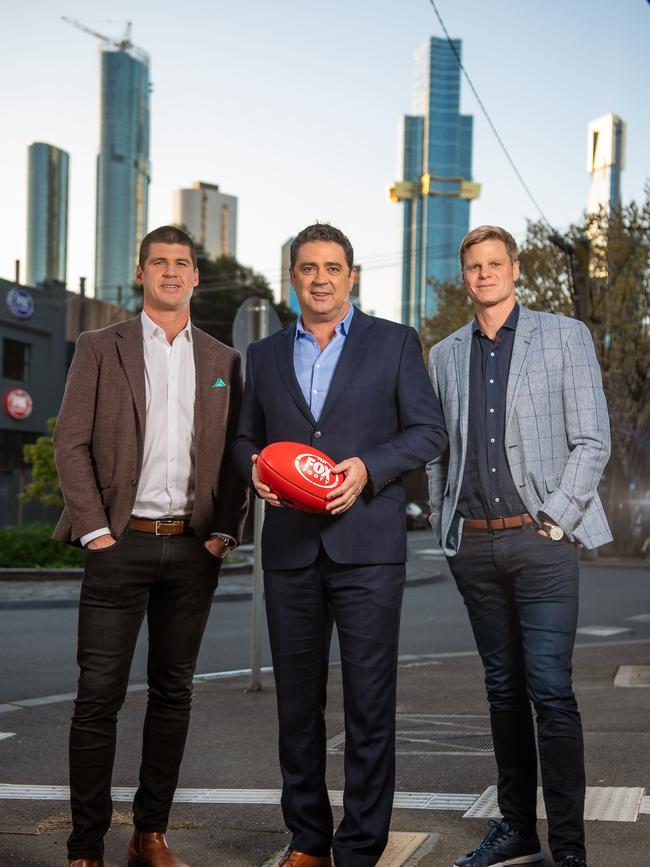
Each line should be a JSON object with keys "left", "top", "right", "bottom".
{"left": 6, "top": 287, "right": 34, "bottom": 319}
{"left": 4, "top": 388, "right": 33, "bottom": 420}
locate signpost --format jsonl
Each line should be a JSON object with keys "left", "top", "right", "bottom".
{"left": 232, "top": 297, "right": 282, "bottom": 691}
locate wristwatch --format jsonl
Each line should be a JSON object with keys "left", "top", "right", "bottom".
{"left": 542, "top": 521, "right": 564, "bottom": 541}
{"left": 212, "top": 533, "right": 235, "bottom": 557}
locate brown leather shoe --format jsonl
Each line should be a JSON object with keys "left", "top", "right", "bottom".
{"left": 68, "top": 861, "right": 103, "bottom": 866}
{"left": 127, "top": 831, "right": 189, "bottom": 867}
{"left": 278, "top": 850, "right": 332, "bottom": 866}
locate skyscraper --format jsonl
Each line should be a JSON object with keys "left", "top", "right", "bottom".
{"left": 391, "top": 37, "right": 479, "bottom": 328}
{"left": 587, "top": 113, "right": 625, "bottom": 215}
{"left": 280, "top": 237, "right": 300, "bottom": 315}
{"left": 94, "top": 40, "right": 150, "bottom": 307}
{"left": 26, "top": 143, "right": 69, "bottom": 287}
{"left": 174, "top": 182, "right": 237, "bottom": 260}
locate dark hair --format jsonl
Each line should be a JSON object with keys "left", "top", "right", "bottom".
{"left": 459, "top": 225, "right": 518, "bottom": 269}
{"left": 139, "top": 225, "right": 197, "bottom": 269}
{"left": 290, "top": 223, "right": 354, "bottom": 271}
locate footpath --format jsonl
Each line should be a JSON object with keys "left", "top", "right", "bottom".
{"left": 0, "top": 550, "right": 648, "bottom": 866}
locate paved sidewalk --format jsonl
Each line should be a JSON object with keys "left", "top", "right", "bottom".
{"left": 0, "top": 637, "right": 648, "bottom": 866}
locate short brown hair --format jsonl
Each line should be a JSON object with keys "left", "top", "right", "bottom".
{"left": 459, "top": 225, "right": 518, "bottom": 269}
{"left": 139, "top": 225, "right": 197, "bottom": 269}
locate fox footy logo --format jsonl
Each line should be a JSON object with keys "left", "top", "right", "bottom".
{"left": 295, "top": 453, "right": 340, "bottom": 489}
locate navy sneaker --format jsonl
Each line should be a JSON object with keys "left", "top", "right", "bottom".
{"left": 555, "top": 857, "right": 588, "bottom": 867}
{"left": 454, "top": 819, "right": 544, "bottom": 867}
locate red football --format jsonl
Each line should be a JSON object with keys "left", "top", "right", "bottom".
{"left": 256, "top": 441, "right": 343, "bottom": 514}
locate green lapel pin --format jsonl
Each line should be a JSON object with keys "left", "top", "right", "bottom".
{"left": 211, "top": 378, "right": 227, "bottom": 388}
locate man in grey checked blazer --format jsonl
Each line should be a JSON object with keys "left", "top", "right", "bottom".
{"left": 427, "top": 226, "right": 611, "bottom": 867}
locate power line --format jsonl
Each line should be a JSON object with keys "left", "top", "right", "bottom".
{"left": 427, "top": 0, "right": 553, "bottom": 230}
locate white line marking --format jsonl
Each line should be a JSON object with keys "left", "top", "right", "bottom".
{"left": 625, "top": 614, "right": 650, "bottom": 623}
{"left": 464, "top": 786, "right": 646, "bottom": 822}
{"left": 0, "top": 732, "right": 16, "bottom": 741}
{"left": 0, "top": 784, "right": 477, "bottom": 810}
{"left": 2, "top": 638, "right": 648, "bottom": 714}
{"left": 577, "top": 626, "right": 633, "bottom": 637}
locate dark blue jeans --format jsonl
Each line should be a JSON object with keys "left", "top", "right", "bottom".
{"left": 67, "top": 530, "right": 221, "bottom": 862}
{"left": 447, "top": 525, "right": 585, "bottom": 861}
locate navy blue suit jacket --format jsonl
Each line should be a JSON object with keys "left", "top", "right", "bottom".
{"left": 232, "top": 309, "right": 448, "bottom": 570}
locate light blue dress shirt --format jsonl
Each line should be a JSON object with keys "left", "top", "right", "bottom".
{"left": 293, "top": 305, "right": 355, "bottom": 421}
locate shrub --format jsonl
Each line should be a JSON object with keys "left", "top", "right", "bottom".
{"left": 0, "top": 523, "right": 84, "bottom": 568}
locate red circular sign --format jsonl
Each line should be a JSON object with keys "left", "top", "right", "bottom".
{"left": 4, "top": 388, "right": 33, "bottom": 420}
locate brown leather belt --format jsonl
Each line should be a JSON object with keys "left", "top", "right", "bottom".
{"left": 128, "top": 517, "right": 190, "bottom": 536}
{"left": 464, "top": 514, "right": 535, "bottom": 531}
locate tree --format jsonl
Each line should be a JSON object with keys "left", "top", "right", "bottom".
{"left": 21, "top": 418, "right": 63, "bottom": 508}
{"left": 190, "top": 252, "right": 296, "bottom": 346}
{"left": 418, "top": 278, "right": 473, "bottom": 357}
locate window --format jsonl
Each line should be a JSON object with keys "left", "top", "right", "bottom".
{"left": 3, "top": 339, "right": 31, "bottom": 381}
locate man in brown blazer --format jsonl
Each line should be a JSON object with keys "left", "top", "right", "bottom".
{"left": 53, "top": 225, "right": 248, "bottom": 867}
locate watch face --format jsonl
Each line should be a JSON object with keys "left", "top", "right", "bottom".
{"left": 549, "top": 525, "right": 564, "bottom": 541}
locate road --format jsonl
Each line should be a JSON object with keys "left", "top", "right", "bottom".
{"left": 1, "top": 533, "right": 649, "bottom": 705}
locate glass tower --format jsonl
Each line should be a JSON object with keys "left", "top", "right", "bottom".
{"left": 94, "top": 44, "right": 150, "bottom": 307}
{"left": 26, "top": 143, "right": 69, "bottom": 286}
{"left": 398, "top": 37, "right": 476, "bottom": 328}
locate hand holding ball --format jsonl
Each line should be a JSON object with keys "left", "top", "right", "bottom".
{"left": 256, "top": 442, "right": 344, "bottom": 514}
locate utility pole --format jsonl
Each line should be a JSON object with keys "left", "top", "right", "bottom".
{"left": 549, "top": 233, "right": 591, "bottom": 324}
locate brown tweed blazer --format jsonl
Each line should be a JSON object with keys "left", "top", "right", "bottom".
{"left": 53, "top": 316, "right": 248, "bottom": 545}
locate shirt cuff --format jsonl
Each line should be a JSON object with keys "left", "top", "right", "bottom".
{"left": 80, "top": 527, "right": 111, "bottom": 548}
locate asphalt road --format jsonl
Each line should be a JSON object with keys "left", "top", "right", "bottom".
{"left": 1, "top": 534, "right": 649, "bottom": 705}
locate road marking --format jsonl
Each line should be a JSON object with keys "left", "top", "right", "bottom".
{"left": 2, "top": 638, "right": 649, "bottom": 714}
{"left": 614, "top": 665, "right": 650, "bottom": 687}
{"left": 0, "top": 733, "right": 15, "bottom": 741}
{"left": 577, "top": 626, "right": 633, "bottom": 637}
{"left": 465, "top": 786, "right": 646, "bottom": 822}
{"left": 625, "top": 613, "right": 650, "bottom": 623}
{"left": 0, "top": 785, "right": 477, "bottom": 810}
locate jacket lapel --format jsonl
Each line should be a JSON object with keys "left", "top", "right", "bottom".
{"left": 505, "top": 306, "right": 538, "bottom": 427}
{"left": 451, "top": 323, "right": 473, "bottom": 439}
{"left": 115, "top": 317, "right": 146, "bottom": 433}
{"left": 273, "top": 323, "right": 317, "bottom": 425}
{"left": 192, "top": 326, "right": 215, "bottom": 442}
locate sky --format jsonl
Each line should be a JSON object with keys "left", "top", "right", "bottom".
{"left": 2, "top": 0, "right": 649, "bottom": 321}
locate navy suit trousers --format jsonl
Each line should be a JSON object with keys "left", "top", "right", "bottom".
{"left": 264, "top": 548, "right": 406, "bottom": 867}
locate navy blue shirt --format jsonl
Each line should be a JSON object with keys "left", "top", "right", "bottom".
{"left": 456, "top": 303, "right": 526, "bottom": 520}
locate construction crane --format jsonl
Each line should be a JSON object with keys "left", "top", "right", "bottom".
{"left": 61, "top": 16, "right": 132, "bottom": 51}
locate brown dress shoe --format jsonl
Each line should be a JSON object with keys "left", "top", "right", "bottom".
{"left": 68, "top": 861, "right": 103, "bottom": 866}
{"left": 127, "top": 831, "right": 189, "bottom": 867}
{"left": 278, "top": 850, "right": 332, "bottom": 866}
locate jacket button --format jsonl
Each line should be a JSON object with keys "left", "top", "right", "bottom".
{"left": 313, "top": 431, "right": 322, "bottom": 439}
{"left": 131, "top": 479, "right": 137, "bottom": 487}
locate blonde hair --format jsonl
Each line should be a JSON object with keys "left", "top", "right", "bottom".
{"left": 459, "top": 225, "right": 518, "bottom": 269}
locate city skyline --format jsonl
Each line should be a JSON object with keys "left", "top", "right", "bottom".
{"left": 26, "top": 142, "right": 69, "bottom": 287}
{"left": 397, "top": 36, "right": 477, "bottom": 328}
{"left": 174, "top": 181, "right": 238, "bottom": 260}
{"left": 1, "top": 0, "right": 648, "bottom": 322}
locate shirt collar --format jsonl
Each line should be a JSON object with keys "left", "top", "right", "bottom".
{"left": 295, "top": 304, "right": 355, "bottom": 341}
{"left": 472, "top": 302, "right": 520, "bottom": 336}
{"left": 141, "top": 310, "right": 193, "bottom": 343}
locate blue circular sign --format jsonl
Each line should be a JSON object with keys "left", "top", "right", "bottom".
{"left": 6, "top": 287, "right": 34, "bottom": 319}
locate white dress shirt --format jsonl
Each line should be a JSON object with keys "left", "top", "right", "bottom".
{"left": 80, "top": 311, "right": 196, "bottom": 546}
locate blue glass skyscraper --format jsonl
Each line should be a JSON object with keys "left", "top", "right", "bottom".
{"left": 26, "top": 143, "right": 69, "bottom": 287}
{"left": 94, "top": 43, "right": 150, "bottom": 306}
{"left": 395, "top": 37, "right": 478, "bottom": 328}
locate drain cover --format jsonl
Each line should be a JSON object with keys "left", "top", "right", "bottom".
{"left": 328, "top": 714, "right": 493, "bottom": 756}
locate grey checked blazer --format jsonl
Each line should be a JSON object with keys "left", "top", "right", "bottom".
{"left": 427, "top": 306, "right": 612, "bottom": 554}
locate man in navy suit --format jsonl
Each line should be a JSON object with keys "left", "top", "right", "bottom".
{"left": 233, "top": 223, "right": 447, "bottom": 867}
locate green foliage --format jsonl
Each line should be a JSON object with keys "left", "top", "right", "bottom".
{"left": 0, "top": 522, "right": 84, "bottom": 567}
{"left": 21, "top": 418, "right": 63, "bottom": 508}
{"left": 191, "top": 252, "right": 296, "bottom": 346}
